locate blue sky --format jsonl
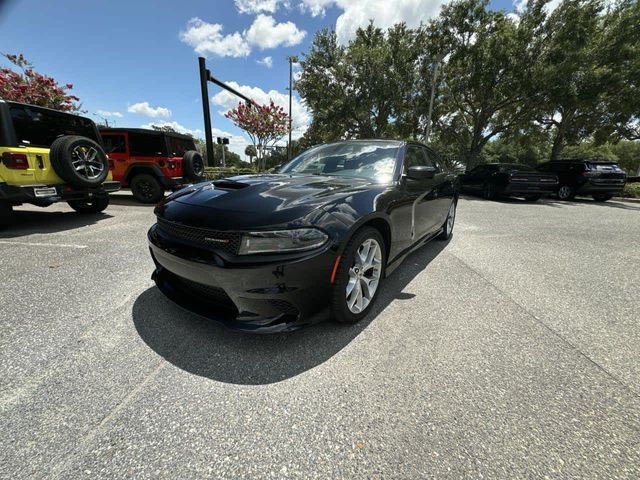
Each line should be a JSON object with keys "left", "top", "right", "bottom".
{"left": 0, "top": 0, "right": 514, "bottom": 158}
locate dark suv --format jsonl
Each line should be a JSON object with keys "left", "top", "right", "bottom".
{"left": 99, "top": 128, "right": 204, "bottom": 203}
{"left": 536, "top": 160, "right": 627, "bottom": 201}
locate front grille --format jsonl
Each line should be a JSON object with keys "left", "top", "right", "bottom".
{"left": 173, "top": 275, "right": 239, "bottom": 315}
{"left": 157, "top": 217, "right": 241, "bottom": 255}
{"left": 267, "top": 299, "right": 299, "bottom": 316}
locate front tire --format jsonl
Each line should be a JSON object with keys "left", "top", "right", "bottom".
{"left": 130, "top": 173, "right": 164, "bottom": 203}
{"left": 67, "top": 196, "right": 110, "bottom": 213}
{"left": 482, "top": 182, "right": 495, "bottom": 200}
{"left": 331, "top": 227, "right": 386, "bottom": 324}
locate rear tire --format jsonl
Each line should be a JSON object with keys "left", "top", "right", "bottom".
{"left": 130, "top": 173, "right": 164, "bottom": 204}
{"left": 67, "top": 196, "right": 109, "bottom": 213}
{"left": 0, "top": 201, "right": 13, "bottom": 227}
{"left": 437, "top": 200, "right": 456, "bottom": 240}
{"left": 331, "top": 227, "right": 386, "bottom": 324}
{"left": 592, "top": 194, "right": 612, "bottom": 202}
{"left": 557, "top": 184, "right": 574, "bottom": 200}
{"left": 524, "top": 195, "right": 541, "bottom": 202}
{"left": 50, "top": 136, "right": 109, "bottom": 188}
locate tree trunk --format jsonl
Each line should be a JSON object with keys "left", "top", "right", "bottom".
{"left": 550, "top": 123, "right": 565, "bottom": 161}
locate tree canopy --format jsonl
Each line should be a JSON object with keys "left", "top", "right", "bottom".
{"left": 296, "top": 0, "right": 640, "bottom": 171}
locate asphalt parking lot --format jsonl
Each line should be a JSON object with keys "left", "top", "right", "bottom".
{"left": 1, "top": 194, "right": 639, "bottom": 479}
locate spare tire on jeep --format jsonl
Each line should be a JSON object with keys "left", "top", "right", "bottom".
{"left": 182, "top": 150, "right": 205, "bottom": 182}
{"left": 50, "top": 136, "right": 110, "bottom": 188}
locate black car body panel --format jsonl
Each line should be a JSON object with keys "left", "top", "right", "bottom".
{"left": 536, "top": 160, "right": 627, "bottom": 196}
{"left": 148, "top": 140, "right": 459, "bottom": 332}
{"left": 460, "top": 163, "right": 558, "bottom": 198}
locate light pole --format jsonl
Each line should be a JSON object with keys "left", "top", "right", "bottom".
{"left": 287, "top": 56, "right": 298, "bottom": 161}
{"left": 425, "top": 53, "right": 445, "bottom": 144}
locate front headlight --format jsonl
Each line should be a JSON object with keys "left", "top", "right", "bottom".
{"left": 238, "top": 228, "right": 328, "bottom": 255}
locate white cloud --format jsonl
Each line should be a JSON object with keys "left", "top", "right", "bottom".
{"left": 212, "top": 127, "right": 251, "bottom": 159}
{"left": 140, "top": 121, "right": 203, "bottom": 137}
{"left": 299, "top": 0, "right": 446, "bottom": 44}
{"left": 235, "top": 0, "right": 281, "bottom": 14}
{"left": 257, "top": 56, "right": 274, "bottom": 68}
{"left": 179, "top": 18, "right": 250, "bottom": 57}
{"left": 245, "top": 14, "right": 306, "bottom": 49}
{"left": 212, "top": 81, "right": 311, "bottom": 140}
{"left": 96, "top": 109, "right": 123, "bottom": 118}
{"left": 299, "top": 0, "right": 334, "bottom": 16}
{"left": 128, "top": 102, "right": 171, "bottom": 118}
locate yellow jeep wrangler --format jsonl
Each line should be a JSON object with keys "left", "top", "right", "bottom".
{"left": 0, "top": 100, "right": 120, "bottom": 226}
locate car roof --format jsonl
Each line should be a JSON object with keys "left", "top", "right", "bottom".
{"left": 1, "top": 99, "right": 94, "bottom": 122}
{"left": 99, "top": 127, "right": 194, "bottom": 140}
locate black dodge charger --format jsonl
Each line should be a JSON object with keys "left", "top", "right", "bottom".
{"left": 148, "top": 140, "right": 459, "bottom": 332}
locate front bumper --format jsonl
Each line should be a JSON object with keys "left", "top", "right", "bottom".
{"left": 0, "top": 181, "right": 121, "bottom": 206}
{"left": 148, "top": 224, "right": 334, "bottom": 333}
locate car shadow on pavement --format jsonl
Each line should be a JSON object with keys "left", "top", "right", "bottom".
{"left": 108, "top": 193, "right": 159, "bottom": 207}
{"left": 132, "top": 239, "right": 449, "bottom": 385}
{"left": 0, "top": 210, "right": 113, "bottom": 238}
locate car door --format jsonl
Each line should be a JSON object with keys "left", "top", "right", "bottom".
{"left": 424, "top": 146, "right": 453, "bottom": 229}
{"left": 101, "top": 133, "right": 128, "bottom": 183}
{"left": 402, "top": 144, "right": 440, "bottom": 242}
{"left": 462, "top": 165, "right": 485, "bottom": 193}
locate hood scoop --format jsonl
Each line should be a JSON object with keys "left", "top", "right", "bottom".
{"left": 213, "top": 178, "right": 250, "bottom": 190}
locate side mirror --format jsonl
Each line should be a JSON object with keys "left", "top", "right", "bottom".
{"left": 407, "top": 165, "right": 437, "bottom": 180}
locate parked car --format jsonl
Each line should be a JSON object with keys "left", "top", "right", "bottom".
{"left": 0, "top": 100, "right": 120, "bottom": 226}
{"left": 148, "top": 140, "right": 459, "bottom": 332}
{"left": 536, "top": 160, "right": 627, "bottom": 201}
{"left": 99, "top": 128, "right": 205, "bottom": 203}
{"left": 459, "top": 163, "right": 558, "bottom": 201}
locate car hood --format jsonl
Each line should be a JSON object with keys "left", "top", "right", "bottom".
{"left": 156, "top": 174, "right": 379, "bottom": 229}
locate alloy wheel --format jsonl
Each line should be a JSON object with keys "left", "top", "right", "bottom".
{"left": 346, "top": 238, "right": 382, "bottom": 314}
{"left": 70, "top": 145, "right": 104, "bottom": 180}
{"left": 446, "top": 202, "right": 456, "bottom": 236}
{"left": 558, "top": 185, "right": 572, "bottom": 200}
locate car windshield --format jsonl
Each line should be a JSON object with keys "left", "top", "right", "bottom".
{"left": 280, "top": 141, "right": 400, "bottom": 182}
{"left": 168, "top": 136, "right": 196, "bottom": 157}
{"left": 9, "top": 103, "right": 99, "bottom": 147}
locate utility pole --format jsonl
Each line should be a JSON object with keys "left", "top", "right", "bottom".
{"left": 425, "top": 54, "right": 445, "bottom": 144}
{"left": 199, "top": 57, "right": 215, "bottom": 167}
{"left": 287, "top": 56, "right": 298, "bottom": 161}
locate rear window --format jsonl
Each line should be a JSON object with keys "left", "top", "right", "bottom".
{"left": 128, "top": 132, "right": 167, "bottom": 156}
{"left": 9, "top": 104, "right": 99, "bottom": 147}
{"left": 168, "top": 136, "right": 196, "bottom": 157}
{"left": 588, "top": 162, "right": 623, "bottom": 172}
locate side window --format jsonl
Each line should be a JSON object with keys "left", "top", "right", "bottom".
{"left": 403, "top": 145, "right": 428, "bottom": 174}
{"left": 128, "top": 133, "right": 167, "bottom": 156}
{"left": 421, "top": 147, "right": 438, "bottom": 170}
{"left": 102, "top": 134, "right": 126, "bottom": 154}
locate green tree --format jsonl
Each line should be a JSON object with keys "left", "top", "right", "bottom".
{"left": 244, "top": 145, "right": 257, "bottom": 165}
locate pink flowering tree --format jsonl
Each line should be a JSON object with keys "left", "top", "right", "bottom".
{"left": 225, "top": 100, "right": 289, "bottom": 171}
{"left": 0, "top": 53, "right": 80, "bottom": 111}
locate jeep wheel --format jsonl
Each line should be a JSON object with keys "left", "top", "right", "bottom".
{"left": 67, "top": 196, "right": 110, "bottom": 214}
{"left": 50, "top": 136, "right": 110, "bottom": 188}
{"left": 183, "top": 150, "right": 205, "bottom": 182}
{"left": 0, "top": 201, "right": 13, "bottom": 227}
{"left": 130, "top": 174, "right": 164, "bottom": 203}
{"left": 557, "top": 184, "right": 575, "bottom": 201}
